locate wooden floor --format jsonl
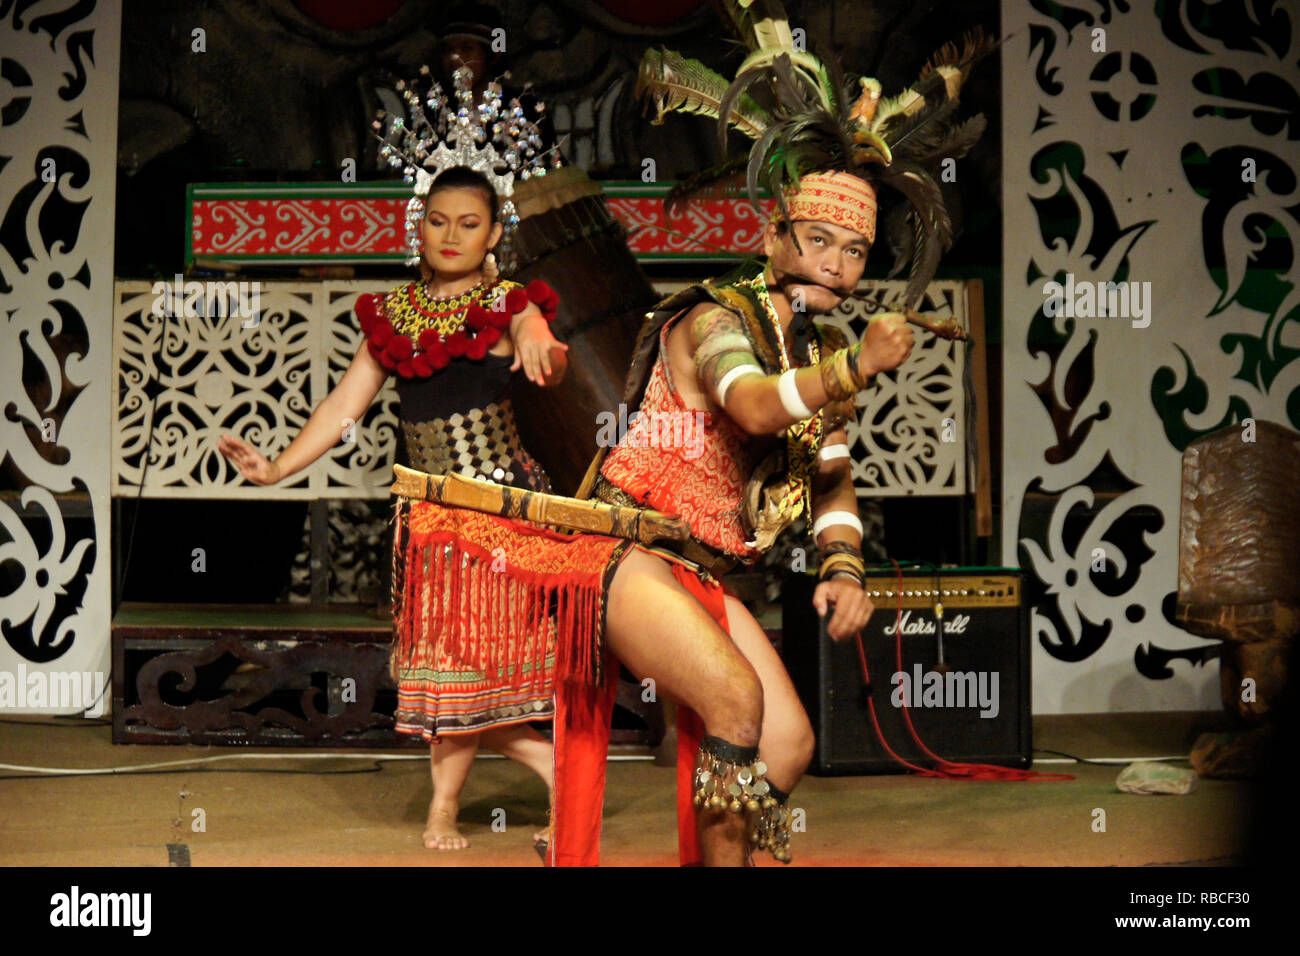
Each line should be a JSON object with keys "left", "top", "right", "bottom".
{"left": 0, "top": 711, "right": 1253, "bottom": 867}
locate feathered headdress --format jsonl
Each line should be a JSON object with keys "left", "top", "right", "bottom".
{"left": 635, "top": 0, "right": 993, "bottom": 307}
{"left": 372, "top": 66, "right": 559, "bottom": 268}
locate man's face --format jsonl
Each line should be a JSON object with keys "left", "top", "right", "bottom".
{"left": 764, "top": 219, "right": 870, "bottom": 314}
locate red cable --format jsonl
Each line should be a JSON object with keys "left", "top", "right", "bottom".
{"left": 850, "top": 561, "right": 1073, "bottom": 782}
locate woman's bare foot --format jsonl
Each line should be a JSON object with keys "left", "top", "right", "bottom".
{"left": 532, "top": 790, "right": 555, "bottom": 846}
{"left": 423, "top": 804, "right": 469, "bottom": 851}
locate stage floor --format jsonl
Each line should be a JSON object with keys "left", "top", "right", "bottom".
{"left": 0, "top": 711, "right": 1249, "bottom": 867}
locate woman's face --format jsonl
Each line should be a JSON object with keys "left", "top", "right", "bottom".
{"left": 441, "top": 37, "right": 489, "bottom": 87}
{"left": 420, "top": 187, "right": 503, "bottom": 280}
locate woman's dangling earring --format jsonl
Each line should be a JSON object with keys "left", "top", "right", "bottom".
{"left": 483, "top": 251, "right": 498, "bottom": 283}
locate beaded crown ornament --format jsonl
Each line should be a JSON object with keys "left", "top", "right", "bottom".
{"left": 372, "top": 65, "right": 559, "bottom": 269}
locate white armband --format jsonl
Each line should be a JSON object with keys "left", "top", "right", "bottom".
{"left": 715, "top": 364, "right": 764, "bottom": 407}
{"left": 778, "top": 369, "right": 814, "bottom": 420}
{"left": 812, "top": 510, "right": 863, "bottom": 538}
{"left": 819, "top": 442, "right": 850, "bottom": 462}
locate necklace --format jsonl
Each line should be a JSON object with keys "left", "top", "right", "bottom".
{"left": 388, "top": 280, "right": 500, "bottom": 338}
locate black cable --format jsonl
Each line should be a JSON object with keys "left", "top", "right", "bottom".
{"left": 1033, "top": 748, "right": 1189, "bottom": 767}
{"left": 0, "top": 762, "right": 395, "bottom": 782}
{"left": 112, "top": 295, "right": 170, "bottom": 621}
{"left": 0, "top": 717, "right": 111, "bottom": 728}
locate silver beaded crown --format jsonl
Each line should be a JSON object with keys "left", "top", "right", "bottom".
{"left": 373, "top": 66, "right": 557, "bottom": 267}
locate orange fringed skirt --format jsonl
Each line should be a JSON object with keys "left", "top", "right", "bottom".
{"left": 389, "top": 497, "right": 630, "bottom": 742}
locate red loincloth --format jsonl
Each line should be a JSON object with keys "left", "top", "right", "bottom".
{"left": 551, "top": 561, "right": 726, "bottom": 867}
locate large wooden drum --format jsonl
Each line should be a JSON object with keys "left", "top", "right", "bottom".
{"left": 507, "top": 167, "right": 659, "bottom": 496}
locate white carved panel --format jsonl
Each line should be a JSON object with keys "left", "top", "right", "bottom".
{"left": 817, "top": 281, "right": 969, "bottom": 496}
{"left": 0, "top": 2, "right": 122, "bottom": 713}
{"left": 112, "top": 281, "right": 401, "bottom": 499}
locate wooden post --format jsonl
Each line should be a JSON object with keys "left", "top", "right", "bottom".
{"left": 967, "top": 279, "right": 993, "bottom": 538}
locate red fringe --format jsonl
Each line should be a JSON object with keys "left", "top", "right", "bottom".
{"left": 394, "top": 508, "right": 610, "bottom": 688}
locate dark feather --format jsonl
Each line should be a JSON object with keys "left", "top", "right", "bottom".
{"left": 912, "top": 113, "right": 987, "bottom": 166}
{"left": 879, "top": 161, "right": 951, "bottom": 250}
{"left": 903, "top": 225, "right": 944, "bottom": 308}
{"left": 666, "top": 157, "right": 751, "bottom": 215}
{"left": 919, "top": 26, "right": 997, "bottom": 84}
{"left": 882, "top": 203, "right": 914, "bottom": 279}
{"left": 882, "top": 97, "right": 959, "bottom": 160}
{"left": 719, "top": 63, "right": 779, "bottom": 155}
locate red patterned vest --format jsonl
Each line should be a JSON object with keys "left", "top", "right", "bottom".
{"left": 598, "top": 317, "right": 761, "bottom": 563}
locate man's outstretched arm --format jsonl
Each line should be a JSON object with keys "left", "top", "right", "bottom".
{"left": 688, "top": 305, "right": 912, "bottom": 436}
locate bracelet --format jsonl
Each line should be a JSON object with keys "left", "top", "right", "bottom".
{"left": 819, "top": 552, "right": 865, "bottom": 585}
{"left": 820, "top": 540, "right": 862, "bottom": 559}
{"left": 817, "top": 347, "right": 857, "bottom": 402}
{"left": 848, "top": 342, "right": 871, "bottom": 390}
{"left": 778, "top": 369, "right": 814, "bottom": 420}
{"left": 812, "top": 510, "right": 864, "bottom": 538}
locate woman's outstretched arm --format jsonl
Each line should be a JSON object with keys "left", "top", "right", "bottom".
{"left": 219, "top": 340, "right": 389, "bottom": 485}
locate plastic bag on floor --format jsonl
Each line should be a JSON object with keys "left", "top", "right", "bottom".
{"left": 1116, "top": 761, "right": 1198, "bottom": 795}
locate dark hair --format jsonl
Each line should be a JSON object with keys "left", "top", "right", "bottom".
{"left": 426, "top": 166, "right": 498, "bottom": 222}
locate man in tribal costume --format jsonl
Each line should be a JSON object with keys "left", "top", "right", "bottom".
{"left": 391, "top": 3, "right": 992, "bottom": 865}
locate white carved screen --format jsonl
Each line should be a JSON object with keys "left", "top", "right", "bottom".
{"left": 0, "top": 4, "right": 121, "bottom": 715}
{"left": 114, "top": 279, "right": 970, "bottom": 500}
{"left": 816, "top": 280, "right": 970, "bottom": 496}
{"left": 112, "top": 281, "right": 400, "bottom": 499}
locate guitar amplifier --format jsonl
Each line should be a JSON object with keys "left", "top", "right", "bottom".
{"left": 781, "top": 567, "right": 1031, "bottom": 775}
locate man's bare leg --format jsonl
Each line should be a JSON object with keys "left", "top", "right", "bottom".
{"left": 605, "top": 548, "right": 765, "bottom": 866}
{"left": 721, "top": 594, "right": 816, "bottom": 795}
{"left": 425, "top": 733, "right": 479, "bottom": 849}
{"left": 480, "top": 723, "right": 554, "bottom": 842}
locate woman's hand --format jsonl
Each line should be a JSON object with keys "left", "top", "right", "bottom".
{"left": 510, "top": 312, "right": 569, "bottom": 386}
{"left": 217, "top": 433, "right": 282, "bottom": 485}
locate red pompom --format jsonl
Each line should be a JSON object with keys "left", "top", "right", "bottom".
{"left": 505, "top": 287, "right": 529, "bottom": 314}
{"left": 488, "top": 306, "right": 512, "bottom": 330}
{"left": 525, "top": 279, "right": 551, "bottom": 304}
{"left": 411, "top": 353, "right": 433, "bottom": 377}
{"left": 444, "top": 332, "right": 468, "bottom": 357}
{"left": 396, "top": 359, "right": 415, "bottom": 378}
{"left": 377, "top": 349, "right": 398, "bottom": 371}
{"left": 370, "top": 322, "right": 394, "bottom": 348}
{"left": 355, "top": 293, "right": 380, "bottom": 330}
{"left": 417, "top": 329, "right": 441, "bottom": 352}
{"left": 466, "top": 304, "right": 491, "bottom": 331}
{"left": 466, "top": 336, "right": 489, "bottom": 360}
{"left": 481, "top": 326, "right": 502, "bottom": 347}
{"left": 367, "top": 339, "right": 386, "bottom": 362}
{"left": 386, "top": 334, "right": 413, "bottom": 361}
{"left": 426, "top": 342, "right": 451, "bottom": 369}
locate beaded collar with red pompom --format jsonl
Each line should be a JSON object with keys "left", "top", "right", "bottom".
{"left": 356, "top": 278, "right": 560, "bottom": 378}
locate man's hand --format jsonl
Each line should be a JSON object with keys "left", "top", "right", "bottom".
{"left": 856, "top": 312, "right": 914, "bottom": 380}
{"left": 812, "top": 575, "right": 875, "bottom": 642}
